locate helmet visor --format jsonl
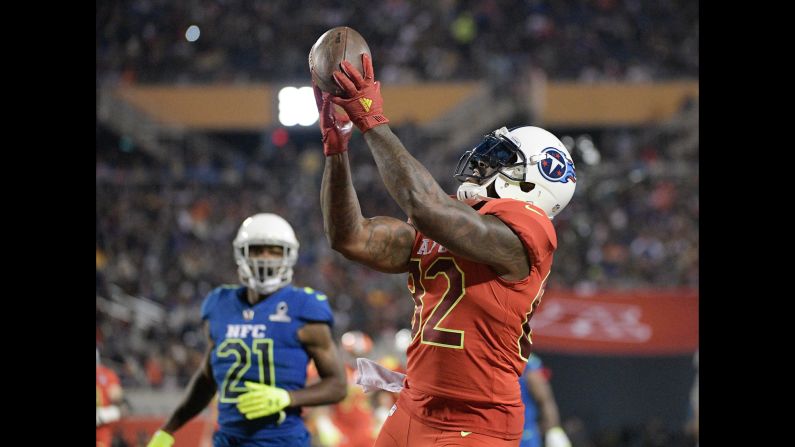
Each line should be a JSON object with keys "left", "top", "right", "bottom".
{"left": 453, "top": 131, "right": 526, "bottom": 183}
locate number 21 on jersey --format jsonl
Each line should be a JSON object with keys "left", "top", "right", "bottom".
{"left": 216, "top": 338, "right": 275, "bottom": 402}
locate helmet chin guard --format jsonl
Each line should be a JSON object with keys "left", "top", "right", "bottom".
{"left": 456, "top": 176, "right": 497, "bottom": 206}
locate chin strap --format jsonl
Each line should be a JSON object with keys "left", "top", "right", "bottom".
{"left": 456, "top": 178, "right": 498, "bottom": 206}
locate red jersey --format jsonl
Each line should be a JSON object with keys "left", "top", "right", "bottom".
{"left": 306, "top": 362, "right": 376, "bottom": 447}
{"left": 96, "top": 365, "right": 121, "bottom": 447}
{"left": 400, "top": 198, "right": 556, "bottom": 440}
{"left": 332, "top": 365, "right": 376, "bottom": 447}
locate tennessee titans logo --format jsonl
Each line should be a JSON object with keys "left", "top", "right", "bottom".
{"left": 538, "top": 148, "right": 577, "bottom": 183}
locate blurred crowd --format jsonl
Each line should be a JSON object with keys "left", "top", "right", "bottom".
{"left": 97, "top": 3, "right": 698, "bottom": 445}
{"left": 96, "top": 98, "right": 697, "bottom": 390}
{"left": 96, "top": 0, "right": 697, "bottom": 85}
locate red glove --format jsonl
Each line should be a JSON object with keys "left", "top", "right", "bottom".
{"left": 331, "top": 53, "right": 389, "bottom": 134}
{"left": 313, "top": 81, "right": 353, "bottom": 156}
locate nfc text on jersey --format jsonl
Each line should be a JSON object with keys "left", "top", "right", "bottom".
{"left": 225, "top": 324, "right": 267, "bottom": 339}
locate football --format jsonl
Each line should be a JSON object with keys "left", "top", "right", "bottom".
{"left": 308, "top": 26, "right": 371, "bottom": 97}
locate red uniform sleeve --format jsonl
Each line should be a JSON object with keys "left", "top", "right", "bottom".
{"left": 480, "top": 199, "right": 557, "bottom": 268}
{"left": 97, "top": 365, "right": 121, "bottom": 388}
{"left": 106, "top": 369, "right": 120, "bottom": 387}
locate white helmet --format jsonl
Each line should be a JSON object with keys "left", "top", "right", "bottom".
{"left": 233, "top": 213, "right": 299, "bottom": 295}
{"left": 454, "top": 126, "right": 577, "bottom": 219}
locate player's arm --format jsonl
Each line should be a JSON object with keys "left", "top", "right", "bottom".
{"left": 96, "top": 374, "right": 125, "bottom": 426}
{"left": 526, "top": 368, "right": 571, "bottom": 447}
{"left": 151, "top": 321, "right": 217, "bottom": 444}
{"left": 525, "top": 368, "right": 561, "bottom": 432}
{"left": 322, "top": 151, "right": 416, "bottom": 273}
{"left": 315, "top": 83, "right": 415, "bottom": 274}
{"left": 291, "top": 322, "right": 348, "bottom": 406}
{"left": 331, "top": 56, "right": 529, "bottom": 280}
{"left": 364, "top": 125, "right": 529, "bottom": 279}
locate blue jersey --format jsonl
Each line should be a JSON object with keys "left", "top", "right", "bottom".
{"left": 519, "top": 354, "right": 544, "bottom": 447}
{"left": 202, "top": 285, "right": 334, "bottom": 441}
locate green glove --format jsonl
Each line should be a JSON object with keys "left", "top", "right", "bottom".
{"left": 146, "top": 430, "right": 174, "bottom": 447}
{"left": 236, "top": 381, "right": 291, "bottom": 420}
{"left": 545, "top": 426, "right": 572, "bottom": 447}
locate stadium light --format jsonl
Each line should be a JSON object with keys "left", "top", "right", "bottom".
{"left": 576, "top": 135, "right": 601, "bottom": 165}
{"left": 185, "top": 25, "right": 200, "bottom": 42}
{"left": 278, "top": 86, "right": 319, "bottom": 127}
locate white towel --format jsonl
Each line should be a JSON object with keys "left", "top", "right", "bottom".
{"left": 355, "top": 357, "right": 406, "bottom": 393}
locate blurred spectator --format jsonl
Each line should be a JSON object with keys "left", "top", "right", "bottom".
{"left": 97, "top": 0, "right": 697, "bottom": 86}
{"left": 98, "top": 349, "right": 126, "bottom": 447}
{"left": 96, "top": 99, "right": 697, "bottom": 388}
